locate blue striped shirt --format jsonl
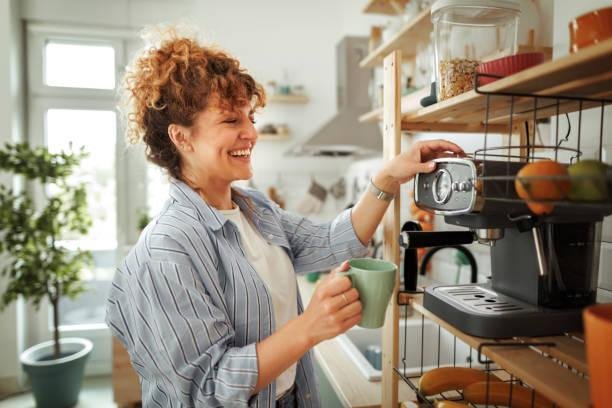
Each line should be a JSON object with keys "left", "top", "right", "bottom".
{"left": 106, "top": 179, "right": 367, "bottom": 407}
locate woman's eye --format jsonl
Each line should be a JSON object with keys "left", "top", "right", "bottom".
{"left": 224, "top": 118, "right": 238, "bottom": 124}
{"left": 250, "top": 118, "right": 256, "bottom": 124}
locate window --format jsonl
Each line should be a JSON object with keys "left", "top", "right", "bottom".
{"left": 147, "top": 164, "right": 170, "bottom": 219}
{"left": 46, "top": 108, "right": 118, "bottom": 326}
{"left": 46, "top": 109, "right": 117, "bottom": 250}
{"left": 27, "top": 25, "right": 144, "bottom": 374}
{"left": 44, "top": 41, "right": 116, "bottom": 89}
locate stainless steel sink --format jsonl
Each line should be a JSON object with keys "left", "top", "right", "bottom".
{"left": 336, "top": 316, "right": 485, "bottom": 382}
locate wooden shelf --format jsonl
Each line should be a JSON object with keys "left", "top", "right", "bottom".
{"left": 258, "top": 132, "right": 290, "bottom": 141}
{"left": 359, "top": 86, "right": 431, "bottom": 123}
{"left": 409, "top": 295, "right": 590, "bottom": 408}
{"left": 363, "top": 0, "right": 409, "bottom": 15}
{"left": 359, "top": 107, "right": 383, "bottom": 123}
{"left": 360, "top": 6, "right": 432, "bottom": 68}
{"left": 267, "top": 94, "right": 309, "bottom": 104}
{"left": 402, "top": 38, "right": 612, "bottom": 133}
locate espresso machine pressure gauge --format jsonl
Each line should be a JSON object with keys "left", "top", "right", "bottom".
{"left": 432, "top": 169, "right": 452, "bottom": 204}
{"left": 416, "top": 158, "right": 477, "bottom": 214}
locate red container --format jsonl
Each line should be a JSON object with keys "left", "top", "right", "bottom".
{"left": 476, "top": 53, "right": 545, "bottom": 85}
{"left": 584, "top": 304, "right": 612, "bottom": 408}
{"left": 569, "top": 6, "right": 612, "bottom": 53}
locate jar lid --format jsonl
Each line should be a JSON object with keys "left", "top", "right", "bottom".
{"left": 431, "top": 0, "right": 521, "bottom": 14}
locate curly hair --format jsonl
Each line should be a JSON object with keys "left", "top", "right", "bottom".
{"left": 120, "top": 26, "right": 266, "bottom": 179}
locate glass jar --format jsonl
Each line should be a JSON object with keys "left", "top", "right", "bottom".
{"left": 431, "top": 0, "right": 520, "bottom": 101}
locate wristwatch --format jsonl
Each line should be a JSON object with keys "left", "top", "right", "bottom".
{"left": 368, "top": 179, "right": 395, "bottom": 202}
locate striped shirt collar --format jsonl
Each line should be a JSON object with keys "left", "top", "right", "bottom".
{"left": 169, "top": 178, "right": 267, "bottom": 232}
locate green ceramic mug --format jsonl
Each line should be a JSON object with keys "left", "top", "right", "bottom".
{"left": 340, "top": 258, "right": 397, "bottom": 329}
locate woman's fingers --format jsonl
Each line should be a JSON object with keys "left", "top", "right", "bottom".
{"left": 328, "top": 260, "right": 350, "bottom": 278}
{"left": 331, "top": 287, "right": 359, "bottom": 310}
{"left": 420, "top": 139, "right": 465, "bottom": 161}
{"left": 423, "top": 139, "right": 464, "bottom": 154}
{"left": 317, "top": 274, "right": 352, "bottom": 299}
{"left": 336, "top": 295, "right": 362, "bottom": 321}
{"left": 340, "top": 313, "right": 363, "bottom": 331}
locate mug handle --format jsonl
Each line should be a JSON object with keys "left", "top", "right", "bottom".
{"left": 337, "top": 269, "right": 355, "bottom": 285}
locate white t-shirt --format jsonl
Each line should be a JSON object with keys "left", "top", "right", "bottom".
{"left": 220, "top": 204, "right": 298, "bottom": 398}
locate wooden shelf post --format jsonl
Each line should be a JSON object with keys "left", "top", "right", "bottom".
{"left": 381, "top": 50, "right": 402, "bottom": 408}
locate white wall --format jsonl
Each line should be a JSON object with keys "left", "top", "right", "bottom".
{"left": 0, "top": 0, "right": 25, "bottom": 396}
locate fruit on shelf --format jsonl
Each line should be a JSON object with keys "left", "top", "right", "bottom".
{"left": 418, "top": 367, "right": 501, "bottom": 396}
{"left": 463, "top": 381, "right": 554, "bottom": 408}
{"left": 523, "top": 202, "right": 555, "bottom": 215}
{"left": 567, "top": 160, "right": 609, "bottom": 201}
{"left": 514, "top": 160, "right": 570, "bottom": 215}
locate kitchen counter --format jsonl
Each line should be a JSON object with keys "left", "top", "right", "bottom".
{"left": 297, "top": 275, "right": 416, "bottom": 408}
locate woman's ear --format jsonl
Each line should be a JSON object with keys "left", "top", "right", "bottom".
{"left": 168, "top": 124, "right": 192, "bottom": 152}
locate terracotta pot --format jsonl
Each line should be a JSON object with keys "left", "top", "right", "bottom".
{"left": 583, "top": 304, "right": 612, "bottom": 408}
{"left": 569, "top": 6, "right": 612, "bottom": 53}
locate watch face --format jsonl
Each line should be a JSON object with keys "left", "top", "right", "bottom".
{"left": 433, "top": 169, "right": 452, "bottom": 204}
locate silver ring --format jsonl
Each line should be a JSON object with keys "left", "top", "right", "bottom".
{"left": 341, "top": 293, "right": 349, "bottom": 305}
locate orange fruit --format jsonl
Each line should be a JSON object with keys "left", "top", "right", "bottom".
{"left": 526, "top": 202, "right": 555, "bottom": 215}
{"left": 515, "top": 160, "right": 570, "bottom": 215}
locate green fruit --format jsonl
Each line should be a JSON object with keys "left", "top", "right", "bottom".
{"left": 567, "top": 160, "right": 609, "bottom": 201}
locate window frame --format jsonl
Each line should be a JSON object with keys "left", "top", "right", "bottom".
{"left": 26, "top": 23, "right": 148, "bottom": 376}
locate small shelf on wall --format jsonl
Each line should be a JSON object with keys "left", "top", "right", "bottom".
{"left": 258, "top": 132, "right": 290, "bottom": 141}
{"left": 360, "top": 6, "right": 432, "bottom": 69}
{"left": 267, "top": 94, "right": 309, "bottom": 104}
{"left": 400, "top": 38, "right": 612, "bottom": 133}
{"left": 363, "top": 0, "right": 409, "bottom": 15}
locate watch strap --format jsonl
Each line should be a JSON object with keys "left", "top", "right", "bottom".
{"left": 368, "top": 179, "right": 395, "bottom": 201}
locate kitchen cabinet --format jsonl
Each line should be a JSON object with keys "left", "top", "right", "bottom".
{"left": 377, "top": 37, "right": 612, "bottom": 407}
{"left": 112, "top": 338, "right": 141, "bottom": 407}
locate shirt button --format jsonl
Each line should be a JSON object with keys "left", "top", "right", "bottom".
{"left": 267, "top": 234, "right": 274, "bottom": 240}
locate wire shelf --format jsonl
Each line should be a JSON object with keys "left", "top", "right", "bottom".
{"left": 396, "top": 295, "right": 590, "bottom": 407}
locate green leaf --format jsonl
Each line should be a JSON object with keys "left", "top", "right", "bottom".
{"left": 0, "top": 142, "right": 93, "bottom": 350}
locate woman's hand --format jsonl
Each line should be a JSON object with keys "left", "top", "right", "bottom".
{"left": 373, "top": 139, "right": 465, "bottom": 194}
{"left": 299, "top": 261, "right": 362, "bottom": 347}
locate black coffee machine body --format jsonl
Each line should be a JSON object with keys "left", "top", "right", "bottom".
{"left": 406, "top": 157, "right": 607, "bottom": 338}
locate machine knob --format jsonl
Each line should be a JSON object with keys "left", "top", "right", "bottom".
{"left": 460, "top": 181, "right": 472, "bottom": 192}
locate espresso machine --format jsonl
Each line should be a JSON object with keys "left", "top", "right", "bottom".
{"left": 400, "top": 157, "right": 607, "bottom": 338}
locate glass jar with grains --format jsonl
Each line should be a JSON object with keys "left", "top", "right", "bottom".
{"left": 431, "top": 0, "right": 520, "bottom": 101}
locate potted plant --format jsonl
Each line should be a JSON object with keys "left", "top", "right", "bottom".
{"left": 0, "top": 142, "right": 94, "bottom": 407}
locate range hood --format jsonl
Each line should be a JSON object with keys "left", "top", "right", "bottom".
{"left": 287, "top": 36, "right": 382, "bottom": 157}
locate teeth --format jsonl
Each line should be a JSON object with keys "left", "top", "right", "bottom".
{"left": 230, "top": 149, "right": 251, "bottom": 157}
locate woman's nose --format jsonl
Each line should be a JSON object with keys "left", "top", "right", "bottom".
{"left": 240, "top": 122, "right": 258, "bottom": 140}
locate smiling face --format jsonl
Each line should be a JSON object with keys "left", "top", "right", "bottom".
{"left": 176, "top": 101, "right": 258, "bottom": 189}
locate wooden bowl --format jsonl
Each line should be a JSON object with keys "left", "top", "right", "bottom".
{"left": 569, "top": 6, "right": 612, "bottom": 53}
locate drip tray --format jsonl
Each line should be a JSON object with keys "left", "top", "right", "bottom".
{"left": 433, "top": 285, "right": 537, "bottom": 315}
{"left": 423, "top": 284, "right": 584, "bottom": 338}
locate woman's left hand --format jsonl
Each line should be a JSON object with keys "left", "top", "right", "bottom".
{"left": 373, "top": 139, "right": 465, "bottom": 193}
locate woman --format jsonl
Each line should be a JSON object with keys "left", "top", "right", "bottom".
{"left": 106, "top": 27, "right": 463, "bottom": 408}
